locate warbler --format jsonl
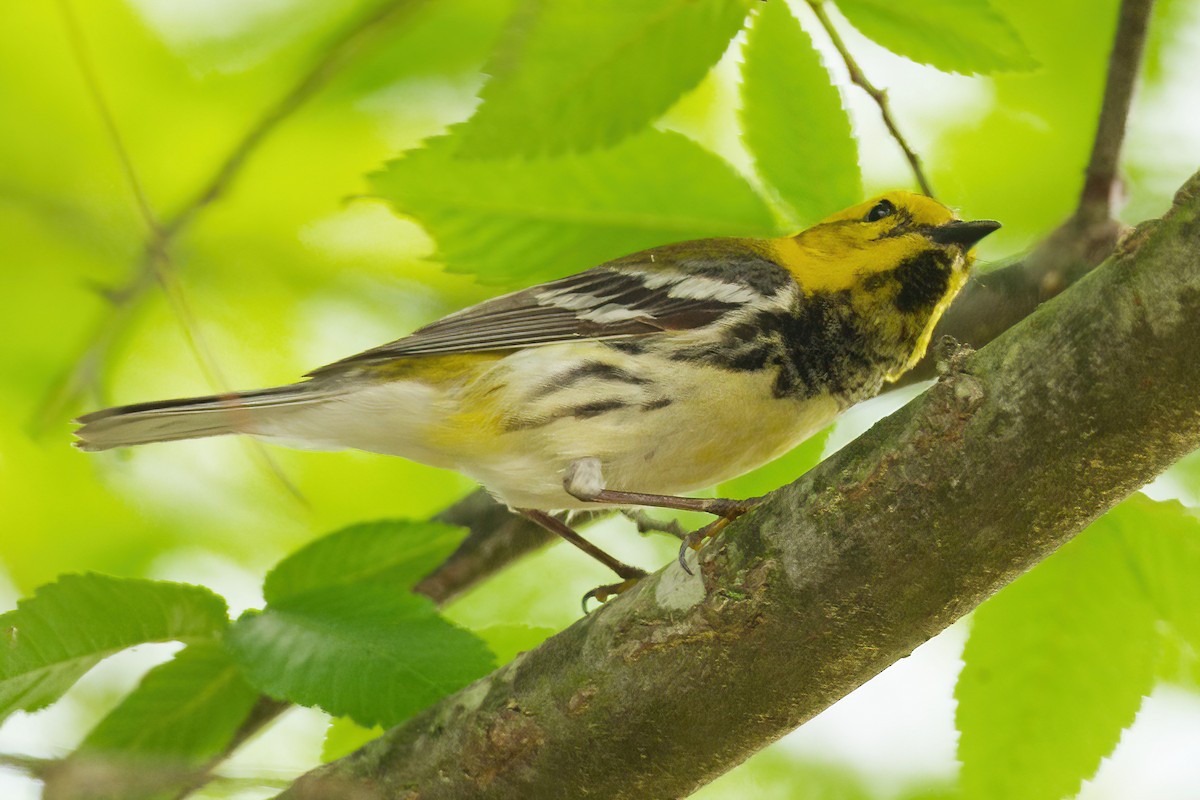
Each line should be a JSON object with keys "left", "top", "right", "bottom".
{"left": 75, "top": 191, "right": 998, "bottom": 596}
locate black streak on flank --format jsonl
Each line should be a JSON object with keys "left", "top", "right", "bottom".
{"left": 893, "top": 250, "right": 953, "bottom": 313}
{"left": 502, "top": 397, "right": 630, "bottom": 431}
{"left": 569, "top": 399, "right": 629, "bottom": 419}
{"left": 605, "top": 340, "right": 649, "bottom": 356}
{"left": 643, "top": 397, "right": 672, "bottom": 411}
{"left": 530, "top": 362, "right": 649, "bottom": 399}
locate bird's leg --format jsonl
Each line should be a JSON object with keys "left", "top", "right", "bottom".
{"left": 515, "top": 508, "right": 647, "bottom": 613}
{"left": 563, "top": 458, "right": 764, "bottom": 576}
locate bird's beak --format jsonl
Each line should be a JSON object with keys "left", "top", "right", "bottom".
{"left": 927, "top": 219, "right": 1001, "bottom": 248}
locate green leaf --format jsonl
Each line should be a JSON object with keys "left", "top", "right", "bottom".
{"left": 47, "top": 643, "right": 261, "bottom": 800}
{"left": 956, "top": 507, "right": 1159, "bottom": 800}
{"left": 718, "top": 426, "right": 831, "bottom": 500}
{"left": 1113, "top": 496, "right": 1200, "bottom": 650}
{"left": 1157, "top": 631, "right": 1200, "bottom": 689}
{"left": 327, "top": 0, "right": 519, "bottom": 100}
{"left": 458, "top": 0, "right": 751, "bottom": 156}
{"left": 832, "top": 0, "right": 1037, "bottom": 75}
{"left": 740, "top": 0, "right": 860, "bottom": 227}
{"left": 0, "top": 574, "right": 229, "bottom": 724}
{"left": 263, "top": 519, "right": 468, "bottom": 605}
{"left": 321, "top": 716, "right": 384, "bottom": 763}
{"left": 371, "top": 129, "right": 779, "bottom": 285}
{"left": 227, "top": 586, "right": 494, "bottom": 728}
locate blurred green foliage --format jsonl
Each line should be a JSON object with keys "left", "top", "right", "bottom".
{"left": 1, "top": 0, "right": 1198, "bottom": 797}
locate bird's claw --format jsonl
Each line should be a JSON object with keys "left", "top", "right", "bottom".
{"left": 581, "top": 576, "right": 645, "bottom": 614}
{"left": 676, "top": 516, "right": 733, "bottom": 575}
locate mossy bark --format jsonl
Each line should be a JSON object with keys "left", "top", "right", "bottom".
{"left": 280, "top": 171, "right": 1200, "bottom": 800}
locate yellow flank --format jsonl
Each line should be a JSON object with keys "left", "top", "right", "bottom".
{"left": 771, "top": 190, "right": 959, "bottom": 293}
{"left": 428, "top": 363, "right": 512, "bottom": 457}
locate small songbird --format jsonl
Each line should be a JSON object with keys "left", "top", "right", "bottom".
{"left": 76, "top": 191, "right": 998, "bottom": 601}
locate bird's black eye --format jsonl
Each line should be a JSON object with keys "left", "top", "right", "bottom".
{"left": 865, "top": 200, "right": 895, "bottom": 222}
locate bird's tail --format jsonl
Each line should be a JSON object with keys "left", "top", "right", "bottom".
{"left": 73, "top": 383, "right": 338, "bottom": 452}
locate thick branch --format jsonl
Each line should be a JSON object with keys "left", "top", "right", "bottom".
{"left": 279, "top": 172, "right": 1200, "bottom": 799}
{"left": 415, "top": 491, "right": 558, "bottom": 604}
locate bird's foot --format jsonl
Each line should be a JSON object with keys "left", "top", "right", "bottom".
{"left": 676, "top": 497, "right": 763, "bottom": 575}
{"left": 581, "top": 570, "right": 648, "bottom": 614}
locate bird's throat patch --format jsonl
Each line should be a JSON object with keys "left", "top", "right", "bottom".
{"left": 893, "top": 250, "right": 954, "bottom": 313}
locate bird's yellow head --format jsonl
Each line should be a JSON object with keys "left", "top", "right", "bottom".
{"left": 773, "top": 191, "right": 1000, "bottom": 378}
{"left": 776, "top": 191, "right": 999, "bottom": 299}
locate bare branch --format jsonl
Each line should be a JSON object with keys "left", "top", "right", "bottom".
{"left": 806, "top": 1, "right": 934, "bottom": 197}
{"left": 56, "top": 0, "right": 161, "bottom": 237}
{"left": 279, "top": 169, "right": 1200, "bottom": 800}
{"left": 1078, "top": 0, "right": 1155, "bottom": 222}
{"left": 416, "top": 491, "right": 560, "bottom": 604}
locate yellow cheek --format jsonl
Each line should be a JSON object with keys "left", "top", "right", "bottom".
{"left": 771, "top": 236, "right": 922, "bottom": 294}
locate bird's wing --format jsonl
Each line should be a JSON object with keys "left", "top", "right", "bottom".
{"left": 307, "top": 240, "right": 792, "bottom": 376}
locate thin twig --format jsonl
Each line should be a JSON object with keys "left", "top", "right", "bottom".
{"left": 38, "top": 0, "right": 429, "bottom": 431}
{"left": 56, "top": 0, "right": 161, "bottom": 238}
{"left": 54, "top": 0, "right": 304, "bottom": 500}
{"left": 5, "top": 750, "right": 292, "bottom": 794}
{"left": 0, "top": 752, "right": 48, "bottom": 777}
{"left": 806, "top": 0, "right": 934, "bottom": 197}
{"left": 1077, "top": 0, "right": 1155, "bottom": 221}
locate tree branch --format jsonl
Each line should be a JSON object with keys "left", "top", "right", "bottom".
{"left": 806, "top": 0, "right": 934, "bottom": 197}
{"left": 278, "top": 171, "right": 1200, "bottom": 799}
{"left": 417, "top": 495, "right": 617, "bottom": 604}
{"left": 415, "top": 491, "right": 559, "bottom": 604}
{"left": 1079, "top": 0, "right": 1154, "bottom": 221}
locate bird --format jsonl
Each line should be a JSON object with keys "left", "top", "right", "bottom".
{"left": 75, "top": 191, "right": 999, "bottom": 603}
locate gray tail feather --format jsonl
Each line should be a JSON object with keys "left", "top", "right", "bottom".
{"left": 73, "top": 383, "right": 333, "bottom": 452}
